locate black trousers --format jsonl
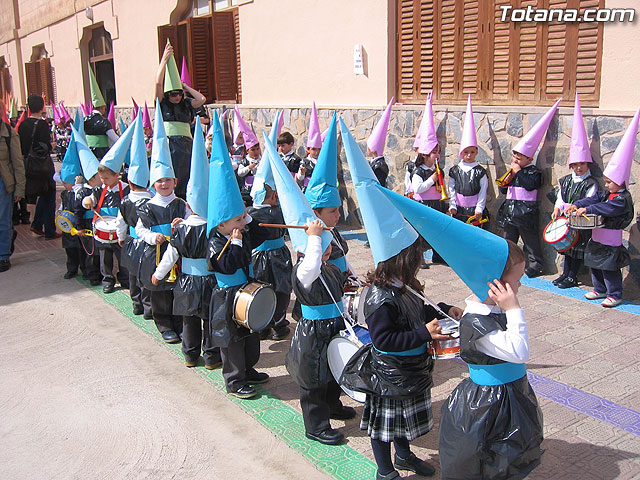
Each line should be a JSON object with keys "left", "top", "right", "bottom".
{"left": 129, "top": 273, "right": 151, "bottom": 316}
{"left": 503, "top": 224, "right": 544, "bottom": 272}
{"left": 591, "top": 268, "right": 623, "bottom": 299}
{"left": 80, "top": 236, "right": 102, "bottom": 282}
{"left": 98, "top": 244, "right": 129, "bottom": 288}
{"left": 150, "top": 290, "right": 182, "bottom": 334}
{"left": 299, "top": 378, "right": 344, "bottom": 434}
{"left": 268, "top": 292, "right": 291, "bottom": 333}
{"left": 220, "top": 332, "right": 260, "bottom": 392}
{"left": 64, "top": 246, "right": 87, "bottom": 275}
{"left": 182, "top": 315, "right": 221, "bottom": 365}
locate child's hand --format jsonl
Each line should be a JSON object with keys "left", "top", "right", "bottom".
{"left": 306, "top": 220, "right": 323, "bottom": 237}
{"left": 576, "top": 207, "right": 587, "bottom": 217}
{"left": 299, "top": 166, "right": 307, "bottom": 176}
{"left": 75, "top": 175, "right": 83, "bottom": 185}
{"left": 447, "top": 306, "right": 463, "bottom": 319}
{"left": 85, "top": 198, "right": 94, "bottom": 209}
{"left": 510, "top": 160, "right": 522, "bottom": 172}
{"left": 155, "top": 233, "right": 167, "bottom": 245}
{"left": 426, "top": 318, "right": 451, "bottom": 340}
{"left": 118, "top": 240, "right": 124, "bottom": 247}
{"left": 430, "top": 172, "right": 438, "bottom": 183}
{"left": 151, "top": 274, "right": 159, "bottom": 286}
{"left": 564, "top": 204, "right": 577, "bottom": 214}
{"left": 448, "top": 208, "right": 457, "bottom": 216}
{"left": 551, "top": 207, "right": 560, "bottom": 220}
{"left": 171, "top": 218, "right": 183, "bottom": 228}
{"left": 162, "top": 42, "right": 174, "bottom": 62}
{"left": 231, "top": 228, "right": 243, "bottom": 240}
{"left": 487, "top": 279, "right": 521, "bottom": 311}
{"left": 248, "top": 162, "right": 258, "bottom": 170}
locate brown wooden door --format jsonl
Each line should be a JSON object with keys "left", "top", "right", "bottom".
{"left": 187, "top": 16, "right": 214, "bottom": 102}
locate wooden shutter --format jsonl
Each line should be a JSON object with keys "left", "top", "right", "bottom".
{"left": 187, "top": 16, "right": 214, "bottom": 102}
{"left": 38, "top": 57, "right": 54, "bottom": 103}
{"left": 574, "top": 0, "right": 603, "bottom": 105}
{"left": 157, "top": 24, "right": 181, "bottom": 61}
{"left": 397, "top": 0, "right": 418, "bottom": 101}
{"left": 436, "top": 0, "right": 456, "bottom": 99}
{"left": 488, "top": 0, "right": 513, "bottom": 101}
{"left": 25, "top": 61, "right": 41, "bottom": 97}
{"left": 212, "top": 10, "right": 239, "bottom": 102}
{"left": 0, "top": 67, "right": 10, "bottom": 100}
{"left": 418, "top": 1, "right": 436, "bottom": 96}
{"left": 233, "top": 8, "right": 242, "bottom": 103}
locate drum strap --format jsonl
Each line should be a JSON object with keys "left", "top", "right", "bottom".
{"left": 93, "top": 182, "right": 123, "bottom": 222}
{"left": 318, "top": 274, "right": 358, "bottom": 340}
{"left": 405, "top": 285, "right": 459, "bottom": 328}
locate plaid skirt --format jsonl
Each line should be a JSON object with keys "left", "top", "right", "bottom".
{"left": 360, "top": 390, "right": 433, "bottom": 442}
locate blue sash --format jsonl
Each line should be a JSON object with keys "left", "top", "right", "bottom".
{"left": 214, "top": 264, "right": 253, "bottom": 288}
{"left": 301, "top": 302, "right": 343, "bottom": 320}
{"left": 99, "top": 207, "right": 119, "bottom": 217}
{"left": 128, "top": 226, "right": 139, "bottom": 239}
{"left": 254, "top": 237, "right": 286, "bottom": 252}
{"left": 182, "top": 258, "right": 210, "bottom": 276}
{"left": 328, "top": 255, "right": 347, "bottom": 272}
{"left": 150, "top": 223, "right": 172, "bottom": 236}
{"left": 374, "top": 344, "right": 428, "bottom": 356}
{"left": 83, "top": 211, "right": 94, "bottom": 219}
{"left": 468, "top": 362, "right": 527, "bottom": 386}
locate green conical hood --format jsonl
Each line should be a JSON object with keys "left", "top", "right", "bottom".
{"left": 88, "top": 64, "right": 106, "bottom": 107}
{"left": 164, "top": 42, "right": 183, "bottom": 93}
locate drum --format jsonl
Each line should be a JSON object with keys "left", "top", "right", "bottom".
{"left": 233, "top": 281, "right": 276, "bottom": 332}
{"left": 342, "top": 285, "right": 370, "bottom": 327}
{"left": 327, "top": 325, "right": 371, "bottom": 403}
{"left": 93, "top": 216, "right": 119, "bottom": 243}
{"left": 543, "top": 217, "right": 579, "bottom": 253}
{"left": 55, "top": 210, "right": 77, "bottom": 234}
{"left": 568, "top": 212, "right": 604, "bottom": 230}
{"left": 428, "top": 336, "right": 461, "bottom": 360}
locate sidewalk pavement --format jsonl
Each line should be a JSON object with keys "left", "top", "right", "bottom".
{"left": 1, "top": 226, "right": 639, "bottom": 479}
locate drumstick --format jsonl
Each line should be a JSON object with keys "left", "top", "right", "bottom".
{"left": 582, "top": 213, "right": 591, "bottom": 221}
{"left": 258, "top": 223, "right": 332, "bottom": 231}
{"left": 216, "top": 236, "right": 233, "bottom": 261}
{"left": 91, "top": 209, "right": 107, "bottom": 224}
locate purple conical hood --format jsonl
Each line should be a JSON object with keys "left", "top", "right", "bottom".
{"left": 417, "top": 93, "right": 438, "bottom": 154}
{"left": 107, "top": 101, "right": 116, "bottom": 130}
{"left": 513, "top": 99, "right": 561, "bottom": 158}
{"left": 306, "top": 102, "right": 322, "bottom": 148}
{"left": 367, "top": 97, "right": 394, "bottom": 156}
{"left": 180, "top": 57, "right": 192, "bottom": 88}
{"left": 569, "top": 93, "right": 592, "bottom": 165}
{"left": 603, "top": 107, "right": 639, "bottom": 187}
{"left": 459, "top": 95, "right": 478, "bottom": 157}
{"left": 142, "top": 102, "right": 152, "bottom": 129}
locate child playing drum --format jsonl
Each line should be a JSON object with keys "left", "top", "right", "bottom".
{"left": 550, "top": 94, "right": 598, "bottom": 289}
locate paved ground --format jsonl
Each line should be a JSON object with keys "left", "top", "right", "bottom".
{"left": 1, "top": 217, "right": 639, "bottom": 479}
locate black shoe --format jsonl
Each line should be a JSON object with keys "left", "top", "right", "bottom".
{"left": 552, "top": 274, "right": 567, "bottom": 286}
{"left": 525, "top": 267, "right": 543, "bottom": 278}
{"left": 120, "top": 283, "right": 130, "bottom": 290}
{"left": 245, "top": 371, "right": 269, "bottom": 384}
{"left": 143, "top": 312, "right": 154, "bottom": 320}
{"left": 420, "top": 262, "right": 429, "bottom": 270}
{"left": 259, "top": 328, "right": 272, "bottom": 340}
{"left": 161, "top": 331, "right": 181, "bottom": 344}
{"left": 330, "top": 406, "right": 356, "bottom": 420}
{"left": 132, "top": 305, "right": 144, "bottom": 315}
{"left": 394, "top": 452, "right": 436, "bottom": 477}
{"left": 376, "top": 471, "right": 400, "bottom": 480}
{"left": 0, "top": 260, "right": 10, "bottom": 272}
{"left": 363, "top": 241, "right": 370, "bottom": 249}
{"left": 557, "top": 277, "right": 578, "bottom": 289}
{"left": 90, "top": 279, "right": 101, "bottom": 286}
{"left": 272, "top": 326, "right": 291, "bottom": 341}
{"left": 64, "top": 271, "right": 77, "bottom": 279}
{"left": 103, "top": 284, "right": 116, "bottom": 294}
{"left": 305, "top": 428, "right": 344, "bottom": 445}
{"left": 228, "top": 385, "right": 257, "bottom": 399}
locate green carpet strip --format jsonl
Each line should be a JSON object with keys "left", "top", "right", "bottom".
{"left": 79, "top": 278, "right": 377, "bottom": 480}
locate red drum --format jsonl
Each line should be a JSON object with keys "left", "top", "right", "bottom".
{"left": 93, "top": 216, "right": 119, "bottom": 243}
{"left": 543, "top": 217, "right": 578, "bottom": 253}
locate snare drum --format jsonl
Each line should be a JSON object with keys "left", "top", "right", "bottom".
{"left": 568, "top": 212, "right": 604, "bottom": 230}
{"left": 327, "top": 325, "right": 371, "bottom": 403}
{"left": 427, "top": 336, "right": 461, "bottom": 360}
{"left": 233, "top": 281, "right": 276, "bottom": 332}
{"left": 93, "top": 216, "right": 119, "bottom": 243}
{"left": 342, "top": 285, "right": 370, "bottom": 327}
{"left": 543, "top": 217, "right": 579, "bottom": 253}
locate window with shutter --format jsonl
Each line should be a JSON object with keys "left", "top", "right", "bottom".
{"left": 187, "top": 16, "right": 214, "bottom": 102}
{"left": 397, "top": 0, "right": 417, "bottom": 100}
{"left": 157, "top": 24, "right": 182, "bottom": 62}
{"left": 25, "top": 61, "right": 41, "bottom": 97}
{"left": 0, "top": 67, "right": 11, "bottom": 100}
{"left": 212, "top": 10, "right": 239, "bottom": 102}
{"left": 436, "top": 0, "right": 456, "bottom": 98}
{"left": 39, "top": 57, "right": 55, "bottom": 103}
{"left": 574, "top": 0, "right": 602, "bottom": 103}
{"left": 233, "top": 8, "right": 242, "bottom": 103}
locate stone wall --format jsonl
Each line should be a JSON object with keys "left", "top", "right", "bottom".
{"left": 102, "top": 102, "right": 640, "bottom": 299}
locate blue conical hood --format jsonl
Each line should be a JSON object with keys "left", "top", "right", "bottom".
{"left": 250, "top": 111, "right": 280, "bottom": 205}
{"left": 207, "top": 110, "right": 245, "bottom": 234}
{"left": 128, "top": 112, "right": 150, "bottom": 188}
{"left": 378, "top": 186, "right": 509, "bottom": 302}
{"left": 305, "top": 111, "right": 340, "bottom": 209}
{"left": 60, "top": 129, "right": 81, "bottom": 184}
{"left": 74, "top": 108, "right": 85, "bottom": 137}
{"left": 187, "top": 118, "right": 210, "bottom": 218}
{"left": 119, "top": 118, "right": 131, "bottom": 165}
{"left": 339, "top": 117, "right": 418, "bottom": 266}
{"left": 149, "top": 98, "right": 175, "bottom": 185}
{"left": 72, "top": 123, "right": 99, "bottom": 181}
{"left": 263, "top": 130, "right": 332, "bottom": 254}
{"left": 100, "top": 118, "right": 135, "bottom": 173}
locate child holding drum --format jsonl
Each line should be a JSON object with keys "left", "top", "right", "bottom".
{"left": 549, "top": 94, "right": 599, "bottom": 289}
{"left": 566, "top": 108, "right": 638, "bottom": 308}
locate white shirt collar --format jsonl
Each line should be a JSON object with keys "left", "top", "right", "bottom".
{"left": 463, "top": 295, "right": 503, "bottom": 315}
{"left": 102, "top": 181, "right": 122, "bottom": 193}
{"left": 149, "top": 191, "right": 176, "bottom": 207}
{"left": 128, "top": 190, "right": 152, "bottom": 201}
{"left": 459, "top": 161, "right": 478, "bottom": 172}
{"left": 571, "top": 170, "right": 592, "bottom": 181}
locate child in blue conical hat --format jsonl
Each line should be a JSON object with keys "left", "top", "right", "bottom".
{"left": 81, "top": 116, "right": 137, "bottom": 293}
{"left": 153, "top": 117, "right": 221, "bottom": 368}
{"left": 205, "top": 112, "right": 270, "bottom": 400}
{"left": 264, "top": 129, "right": 354, "bottom": 445}
{"left": 114, "top": 111, "right": 153, "bottom": 319}
{"left": 247, "top": 113, "right": 293, "bottom": 342}
{"left": 339, "top": 117, "right": 463, "bottom": 478}
{"left": 135, "top": 100, "right": 190, "bottom": 344}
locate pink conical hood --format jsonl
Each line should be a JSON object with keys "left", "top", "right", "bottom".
{"left": 131, "top": 97, "right": 139, "bottom": 120}
{"left": 142, "top": 102, "right": 152, "bottom": 129}
{"left": 180, "top": 57, "right": 192, "bottom": 88}
{"left": 417, "top": 93, "right": 438, "bottom": 154}
{"left": 107, "top": 101, "right": 116, "bottom": 130}
{"left": 367, "top": 97, "right": 394, "bottom": 156}
{"left": 276, "top": 109, "right": 284, "bottom": 137}
{"left": 568, "top": 93, "right": 592, "bottom": 165}
{"left": 459, "top": 95, "right": 478, "bottom": 157}
{"left": 413, "top": 93, "right": 431, "bottom": 150}
{"left": 513, "top": 98, "right": 561, "bottom": 158}
{"left": 60, "top": 101, "right": 72, "bottom": 122}
{"left": 233, "top": 105, "right": 244, "bottom": 143}
{"left": 52, "top": 102, "right": 60, "bottom": 123}
{"left": 306, "top": 102, "right": 322, "bottom": 148}
{"left": 233, "top": 105, "right": 258, "bottom": 148}
{"left": 603, "top": 107, "right": 639, "bottom": 187}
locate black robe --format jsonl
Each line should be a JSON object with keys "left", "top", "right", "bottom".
{"left": 60, "top": 189, "right": 83, "bottom": 250}
{"left": 84, "top": 112, "right": 111, "bottom": 160}
{"left": 497, "top": 165, "right": 543, "bottom": 229}
{"left": 448, "top": 164, "right": 489, "bottom": 219}
{"left": 118, "top": 194, "right": 150, "bottom": 276}
{"left": 160, "top": 97, "right": 195, "bottom": 198}
{"left": 557, "top": 174, "right": 598, "bottom": 259}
